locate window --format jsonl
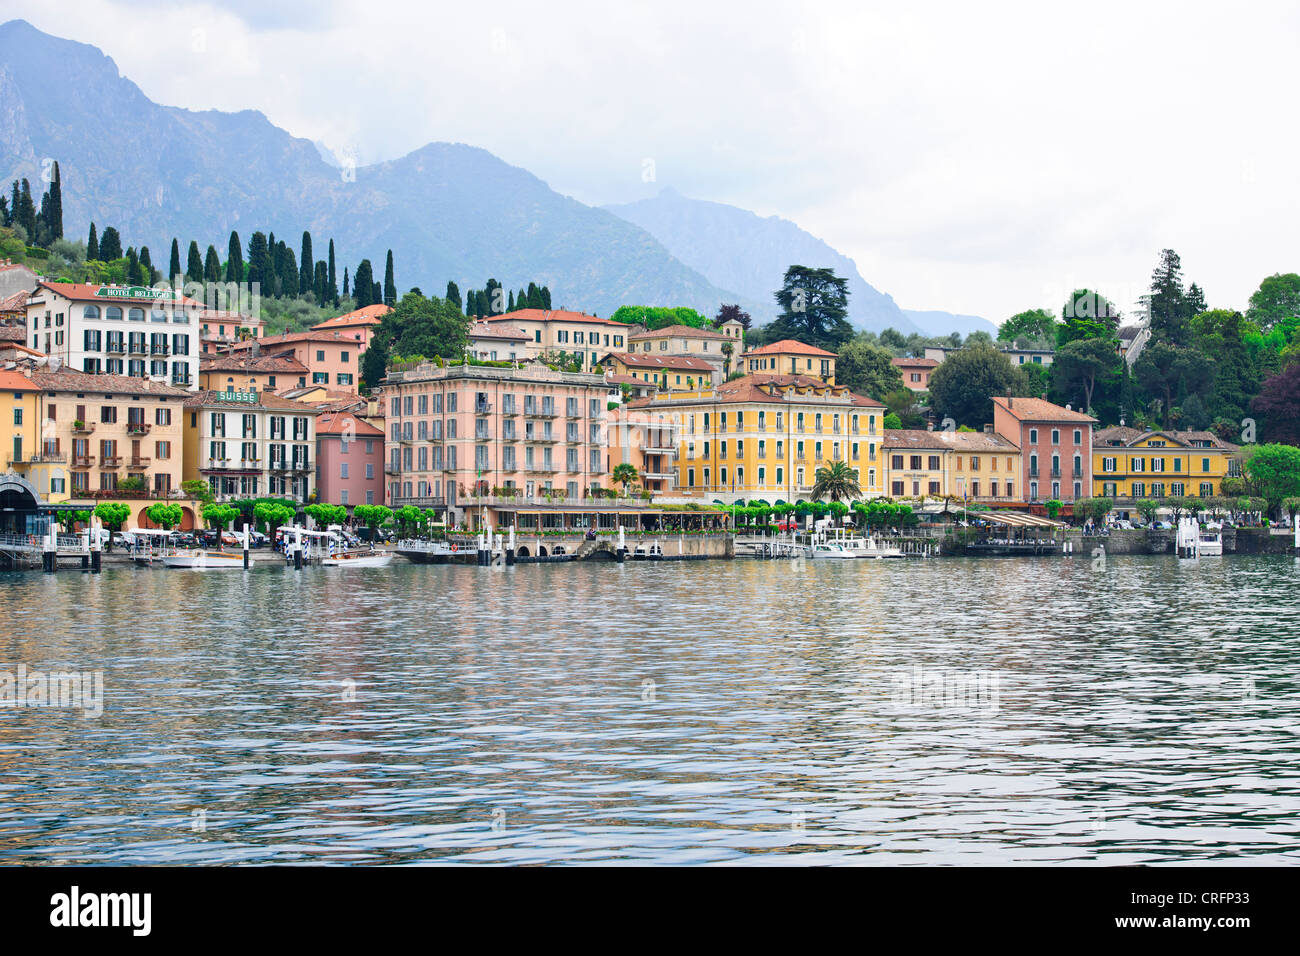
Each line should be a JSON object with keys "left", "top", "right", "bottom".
{"left": 1073, "top": 429, "right": 1082, "bottom": 444}
{"left": 1051, "top": 429, "right": 1060, "bottom": 444}
{"left": 1029, "top": 428, "right": 1038, "bottom": 444}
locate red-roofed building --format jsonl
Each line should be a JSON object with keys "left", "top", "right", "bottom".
{"left": 310, "top": 304, "right": 391, "bottom": 354}
{"left": 483, "top": 309, "right": 632, "bottom": 371}
{"left": 992, "top": 396, "right": 1097, "bottom": 504}
{"left": 316, "top": 411, "right": 386, "bottom": 509}
{"left": 740, "top": 339, "right": 837, "bottom": 383}
{"left": 198, "top": 310, "right": 263, "bottom": 353}
{"left": 468, "top": 320, "right": 529, "bottom": 361}
{"left": 228, "top": 330, "right": 362, "bottom": 393}
{"left": 892, "top": 356, "right": 939, "bottom": 392}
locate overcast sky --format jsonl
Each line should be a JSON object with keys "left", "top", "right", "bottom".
{"left": 7, "top": 0, "right": 1300, "bottom": 323}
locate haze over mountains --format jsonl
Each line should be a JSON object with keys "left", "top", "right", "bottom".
{"left": 0, "top": 18, "right": 994, "bottom": 337}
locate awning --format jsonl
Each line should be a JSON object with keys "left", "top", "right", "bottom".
{"left": 982, "top": 511, "right": 1065, "bottom": 528}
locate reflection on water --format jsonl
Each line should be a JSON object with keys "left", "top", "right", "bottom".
{"left": 1, "top": 555, "right": 1299, "bottom": 865}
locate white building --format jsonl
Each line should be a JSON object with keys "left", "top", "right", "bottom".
{"left": 25, "top": 282, "right": 202, "bottom": 389}
{"left": 184, "top": 388, "right": 320, "bottom": 501}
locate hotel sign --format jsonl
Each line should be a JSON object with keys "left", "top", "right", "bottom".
{"left": 94, "top": 286, "right": 181, "bottom": 300}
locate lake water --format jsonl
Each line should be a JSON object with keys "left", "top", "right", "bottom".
{"left": 2, "top": 554, "right": 1299, "bottom": 865}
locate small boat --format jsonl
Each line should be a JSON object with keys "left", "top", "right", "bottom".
{"left": 322, "top": 548, "right": 394, "bottom": 568}
{"left": 161, "top": 549, "right": 245, "bottom": 570}
{"left": 1197, "top": 526, "right": 1223, "bottom": 556}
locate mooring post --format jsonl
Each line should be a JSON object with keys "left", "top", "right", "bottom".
{"left": 506, "top": 525, "right": 516, "bottom": 566}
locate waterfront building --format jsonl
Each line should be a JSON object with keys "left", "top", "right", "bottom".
{"left": 882, "top": 428, "right": 1022, "bottom": 503}
{"left": 599, "top": 352, "right": 717, "bottom": 393}
{"left": 740, "top": 339, "right": 837, "bottom": 383}
{"left": 183, "top": 388, "right": 320, "bottom": 501}
{"left": 0, "top": 367, "right": 43, "bottom": 497}
{"left": 1092, "top": 426, "right": 1242, "bottom": 500}
{"left": 198, "top": 353, "right": 309, "bottom": 393}
{"left": 992, "top": 396, "right": 1096, "bottom": 503}
{"left": 380, "top": 360, "right": 610, "bottom": 519}
{"left": 197, "top": 309, "right": 263, "bottom": 354}
{"left": 892, "top": 356, "right": 939, "bottom": 392}
{"left": 316, "top": 411, "right": 386, "bottom": 509}
{"left": 310, "top": 304, "right": 391, "bottom": 354}
{"left": 625, "top": 324, "right": 734, "bottom": 377}
{"left": 13, "top": 365, "right": 190, "bottom": 501}
{"left": 467, "top": 320, "right": 530, "bottom": 362}
{"left": 604, "top": 371, "right": 657, "bottom": 403}
{"left": 605, "top": 403, "right": 681, "bottom": 496}
{"left": 482, "top": 309, "right": 630, "bottom": 370}
{"left": 629, "top": 373, "right": 884, "bottom": 503}
{"left": 25, "top": 282, "right": 202, "bottom": 388}
{"left": 227, "top": 330, "right": 362, "bottom": 392}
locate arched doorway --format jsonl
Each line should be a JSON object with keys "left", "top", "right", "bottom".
{"left": 0, "top": 472, "right": 42, "bottom": 535}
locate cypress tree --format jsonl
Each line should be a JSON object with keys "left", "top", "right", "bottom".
{"left": 169, "top": 239, "right": 182, "bottom": 283}
{"left": 507, "top": 290, "right": 515, "bottom": 312}
{"left": 246, "top": 231, "right": 269, "bottom": 288}
{"left": 47, "top": 161, "right": 63, "bottom": 241}
{"left": 16, "top": 179, "right": 37, "bottom": 240}
{"left": 204, "top": 245, "right": 221, "bottom": 283}
{"left": 353, "top": 260, "right": 373, "bottom": 307}
{"left": 313, "top": 261, "right": 328, "bottom": 302}
{"left": 485, "top": 278, "right": 501, "bottom": 315}
{"left": 299, "top": 232, "right": 313, "bottom": 295}
{"left": 86, "top": 222, "right": 99, "bottom": 260}
{"left": 99, "top": 226, "right": 123, "bottom": 261}
{"left": 342, "top": 267, "right": 350, "bottom": 299}
{"left": 516, "top": 288, "right": 526, "bottom": 312}
{"left": 186, "top": 241, "right": 203, "bottom": 282}
{"left": 383, "top": 250, "right": 396, "bottom": 306}
{"left": 279, "top": 240, "right": 298, "bottom": 298}
{"left": 526, "top": 281, "right": 540, "bottom": 309}
{"left": 373, "top": 280, "right": 382, "bottom": 306}
{"left": 446, "top": 281, "right": 461, "bottom": 311}
{"left": 327, "top": 240, "right": 338, "bottom": 304}
{"left": 0, "top": 195, "right": 9, "bottom": 227}
{"left": 8, "top": 183, "right": 19, "bottom": 230}
{"left": 125, "top": 247, "right": 142, "bottom": 285}
{"left": 139, "top": 246, "right": 155, "bottom": 285}
{"left": 226, "top": 232, "right": 244, "bottom": 283}
{"left": 541, "top": 286, "right": 552, "bottom": 310}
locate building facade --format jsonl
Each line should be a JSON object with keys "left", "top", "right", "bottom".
{"left": 1093, "top": 427, "right": 1242, "bottom": 500}
{"left": 483, "top": 309, "right": 630, "bottom": 370}
{"left": 600, "top": 352, "right": 717, "bottom": 393}
{"left": 892, "top": 357, "right": 939, "bottom": 392}
{"left": 631, "top": 374, "right": 885, "bottom": 503}
{"left": 228, "top": 330, "right": 362, "bottom": 392}
{"left": 26, "top": 282, "right": 201, "bottom": 388}
{"left": 467, "top": 320, "right": 530, "bottom": 362}
{"left": 310, "top": 304, "right": 391, "bottom": 354}
{"left": 183, "top": 389, "right": 319, "bottom": 501}
{"left": 197, "top": 309, "right": 263, "bottom": 354}
{"left": 992, "top": 396, "right": 1096, "bottom": 503}
{"left": 625, "top": 324, "right": 734, "bottom": 376}
{"left": 740, "top": 339, "right": 837, "bottom": 383}
{"left": 316, "top": 411, "right": 386, "bottom": 508}
{"left": 198, "top": 354, "right": 310, "bottom": 393}
{"left": 381, "top": 361, "right": 610, "bottom": 517}
{"left": 883, "top": 428, "right": 1022, "bottom": 503}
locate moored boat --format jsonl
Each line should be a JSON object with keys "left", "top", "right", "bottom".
{"left": 322, "top": 549, "right": 394, "bottom": 568}
{"left": 161, "top": 549, "right": 246, "bottom": 570}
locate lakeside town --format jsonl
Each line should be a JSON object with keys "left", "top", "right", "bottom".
{"left": 2, "top": 186, "right": 1300, "bottom": 568}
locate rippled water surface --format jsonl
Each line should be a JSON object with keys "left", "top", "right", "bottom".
{"left": 2, "top": 554, "right": 1299, "bottom": 865}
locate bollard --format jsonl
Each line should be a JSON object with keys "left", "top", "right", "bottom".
{"left": 505, "top": 525, "right": 516, "bottom": 566}
{"left": 243, "top": 531, "right": 250, "bottom": 570}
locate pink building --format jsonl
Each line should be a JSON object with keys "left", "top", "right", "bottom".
{"left": 316, "top": 411, "right": 385, "bottom": 509}
{"left": 229, "top": 330, "right": 362, "bottom": 392}
{"left": 381, "top": 361, "right": 609, "bottom": 521}
{"left": 992, "top": 396, "right": 1097, "bottom": 504}
{"left": 310, "top": 304, "right": 391, "bottom": 354}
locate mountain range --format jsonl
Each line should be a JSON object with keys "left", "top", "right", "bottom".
{"left": 0, "top": 18, "right": 995, "bottom": 338}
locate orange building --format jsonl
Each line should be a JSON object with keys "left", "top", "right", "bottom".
{"left": 228, "top": 330, "right": 362, "bottom": 393}
{"left": 310, "top": 304, "right": 391, "bottom": 354}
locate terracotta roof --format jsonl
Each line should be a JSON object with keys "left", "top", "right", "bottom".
{"left": 229, "top": 330, "right": 360, "bottom": 350}
{"left": 0, "top": 290, "right": 30, "bottom": 312}
{"left": 603, "top": 373, "right": 646, "bottom": 387}
{"left": 311, "top": 397, "right": 371, "bottom": 414}
{"left": 882, "top": 429, "right": 951, "bottom": 450}
{"left": 1094, "top": 426, "right": 1239, "bottom": 451}
{"left": 0, "top": 369, "right": 37, "bottom": 390}
{"left": 741, "top": 338, "right": 837, "bottom": 358}
{"left": 200, "top": 354, "right": 308, "bottom": 374}
{"left": 604, "top": 351, "right": 716, "bottom": 372}
{"left": 184, "top": 388, "right": 322, "bottom": 411}
{"left": 317, "top": 412, "right": 384, "bottom": 437}
{"left": 935, "top": 430, "right": 1020, "bottom": 452}
{"left": 742, "top": 372, "right": 834, "bottom": 390}
{"left": 0, "top": 326, "right": 26, "bottom": 342}
{"left": 628, "top": 324, "right": 728, "bottom": 341}
{"left": 469, "top": 321, "right": 529, "bottom": 341}
{"left": 891, "top": 356, "right": 940, "bottom": 368}
{"left": 311, "top": 304, "right": 391, "bottom": 330}
{"left": 32, "top": 281, "right": 204, "bottom": 307}
{"left": 488, "top": 308, "right": 622, "bottom": 327}
{"left": 849, "top": 392, "right": 886, "bottom": 408}
{"left": 27, "top": 367, "right": 191, "bottom": 397}
{"left": 992, "top": 396, "right": 1097, "bottom": 423}
{"left": 276, "top": 386, "right": 356, "bottom": 401}
{"left": 0, "top": 341, "right": 44, "bottom": 358}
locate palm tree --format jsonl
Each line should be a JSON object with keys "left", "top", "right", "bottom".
{"left": 612, "top": 463, "right": 639, "bottom": 496}
{"left": 721, "top": 340, "right": 735, "bottom": 377}
{"left": 811, "top": 460, "right": 861, "bottom": 503}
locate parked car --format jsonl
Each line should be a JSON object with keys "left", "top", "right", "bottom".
{"left": 169, "top": 531, "right": 197, "bottom": 548}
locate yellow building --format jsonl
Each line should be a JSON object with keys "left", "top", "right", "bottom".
{"left": 600, "top": 352, "right": 717, "bottom": 393}
{"left": 628, "top": 373, "right": 884, "bottom": 502}
{"left": 883, "top": 429, "right": 1023, "bottom": 503}
{"left": 1093, "top": 427, "right": 1242, "bottom": 499}
{"left": 625, "top": 324, "right": 734, "bottom": 376}
{"left": 0, "top": 368, "right": 49, "bottom": 496}
{"left": 739, "top": 339, "right": 837, "bottom": 383}
{"left": 199, "top": 353, "right": 309, "bottom": 393}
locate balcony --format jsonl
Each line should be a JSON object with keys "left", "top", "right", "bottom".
{"left": 126, "top": 423, "right": 151, "bottom": 436}
{"left": 501, "top": 432, "right": 521, "bottom": 441}
{"left": 384, "top": 464, "right": 401, "bottom": 476}
{"left": 126, "top": 456, "right": 151, "bottom": 469}
{"left": 525, "top": 408, "right": 557, "bottom": 418}
{"left": 289, "top": 461, "right": 311, "bottom": 472}
{"left": 150, "top": 345, "right": 170, "bottom": 356}
{"left": 475, "top": 401, "right": 493, "bottom": 415}
{"left": 101, "top": 456, "right": 122, "bottom": 467}
{"left": 71, "top": 455, "right": 95, "bottom": 469}
{"left": 270, "top": 461, "right": 289, "bottom": 472}
{"left": 127, "top": 342, "right": 148, "bottom": 356}
{"left": 72, "top": 422, "right": 95, "bottom": 435}
{"left": 390, "top": 496, "right": 447, "bottom": 509}
{"left": 500, "top": 405, "right": 519, "bottom": 416}
{"left": 106, "top": 342, "right": 126, "bottom": 354}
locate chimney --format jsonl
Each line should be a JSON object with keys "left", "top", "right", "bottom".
{"left": 983, "top": 423, "right": 993, "bottom": 433}
{"left": 1008, "top": 397, "right": 1013, "bottom": 409}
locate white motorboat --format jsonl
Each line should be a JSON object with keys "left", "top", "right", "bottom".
{"left": 161, "top": 549, "right": 246, "bottom": 570}
{"left": 1197, "top": 526, "right": 1223, "bottom": 556}
{"left": 322, "top": 548, "right": 394, "bottom": 568}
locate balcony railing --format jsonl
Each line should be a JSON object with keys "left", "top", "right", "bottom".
{"left": 126, "top": 423, "right": 151, "bottom": 436}
{"left": 106, "top": 342, "right": 126, "bottom": 354}
{"left": 128, "top": 342, "right": 148, "bottom": 355}
{"left": 71, "top": 423, "right": 95, "bottom": 435}
{"left": 101, "top": 456, "right": 122, "bottom": 467}
{"left": 71, "top": 455, "right": 95, "bottom": 469}
{"left": 151, "top": 345, "right": 170, "bottom": 356}
{"left": 390, "top": 496, "right": 448, "bottom": 509}
{"left": 475, "top": 402, "right": 492, "bottom": 414}
{"left": 126, "top": 456, "right": 151, "bottom": 469}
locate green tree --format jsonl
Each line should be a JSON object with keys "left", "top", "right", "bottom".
{"left": 93, "top": 501, "right": 130, "bottom": 531}
{"left": 299, "top": 231, "right": 314, "bottom": 295}
{"left": 181, "top": 478, "right": 214, "bottom": 506}
{"left": 254, "top": 501, "right": 296, "bottom": 535}
{"left": 1242, "top": 443, "right": 1300, "bottom": 516}
{"left": 763, "top": 265, "right": 854, "bottom": 352}
{"left": 204, "top": 245, "right": 221, "bottom": 282}
{"left": 226, "top": 231, "right": 244, "bottom": 282}
{"left": 999, "top": 308, "right": 1058, "bottom": 346}
{"left": 1246, "top": 273, "right": 1300, "bottom": 331}
{"left": 86, "top": 222, "right": 99, "bottom": 260}
{"left": 446, "top": 281, "right": 462, "bottom": 312}
{"left": 352, "top": 504, "right": 393, "bottom": 537}
{"left": 837, "top": 335, "right": 904, "bottom": 398}
{"left": 811, "top": 460, "right": 861, "bottom": 502}
{"left": 186, "top": 241, "right": 203, "bottom": 282}
{"left": 612, "top": 463, "right": 639, "bottom": 495}
{"left": 927, "top": 344, "right": 1025, "bottom": 428}
{"left": 168, "top": 238, "right": 181, "bottom": 283}
{"left": 353, "top": 259, "right": 375, "bottom": 308}
{"left": 882, "top": 412, "right": 903, "bottom": 429}
{"left": 1135, "top": 499, "right": 1160, "bottom": 524}
{"left": 202, "top": 502, "right": 239, "bottom": 530}
{"left": 99, "top": 226, "right": 122, "bottom": 261}
{"left": 1134, "top": 340, "right": 1214, "bottom": 428}
{"left": 1059, "top": 289, "right": 1121, "bottom": 346}
{"left": 1148, "top": 248, "right": 1193, "bottom": 346}
{"left": 383, "top": 250, "right": 396, "bottom": 306}
{"left": 1052, "top": 337, "right": 1120, "bottom": 414}
{"left": 146, "top": 503, "right": 184, "bottom": 530}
